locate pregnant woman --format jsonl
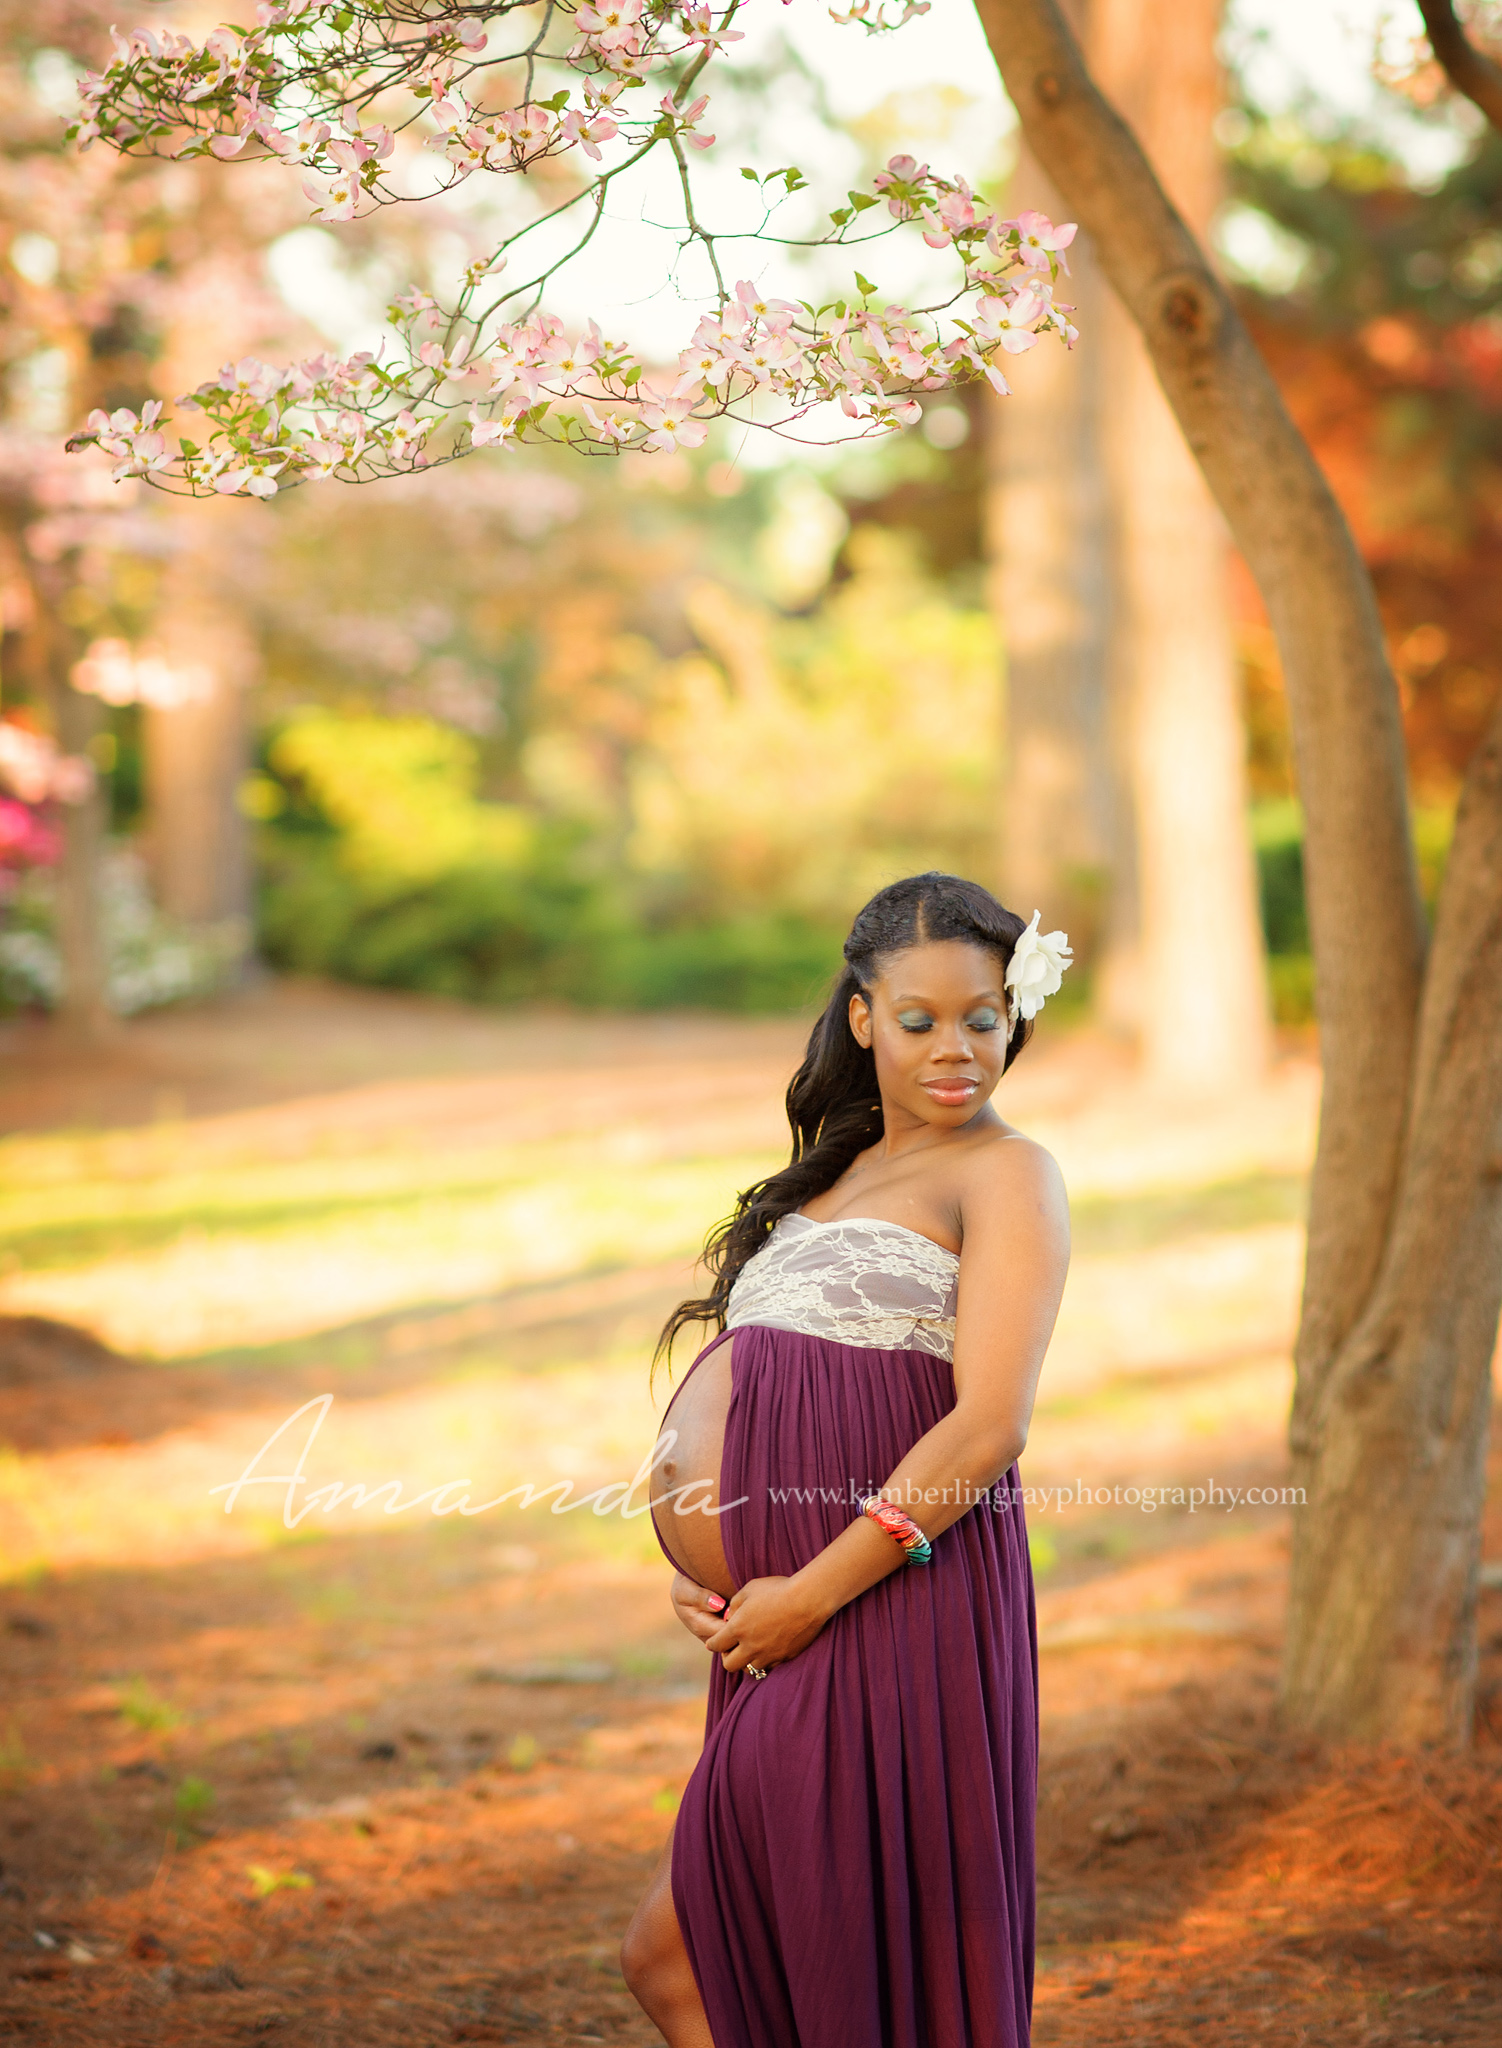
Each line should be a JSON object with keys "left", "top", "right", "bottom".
{"left": 622, "top": 871, "right": 1072, "bottom": 2048}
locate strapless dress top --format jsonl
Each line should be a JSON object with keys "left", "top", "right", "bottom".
{"left": 724, "top": 1211, "right": 959, "bottom": 1361}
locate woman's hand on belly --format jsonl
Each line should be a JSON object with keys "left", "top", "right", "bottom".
{"left": 706, "top": 1576, "right": 829, "bottom": 1676}
{"left": 670, "top": 1572, "right": 728, "bottom": 1645}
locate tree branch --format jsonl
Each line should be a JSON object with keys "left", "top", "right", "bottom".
{"left": 1417, "top": 0, "right": 1502, "bottom": 134}
{"left": 972, "top": 0, "right": 1428, "bottom": 1387}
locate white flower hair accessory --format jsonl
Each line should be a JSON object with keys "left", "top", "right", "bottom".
{"left": 1005, "top": 910, "right": 1073, "bottom": 1035}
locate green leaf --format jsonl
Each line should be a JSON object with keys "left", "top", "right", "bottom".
{"left": 849, "top": 191, "right": 877, "bottom": 211}
{"left": 854, "top": 273, "right": 877, "bottom": 298}
{"left": 623, "top": 365, "right": 642, "bottom": 387}
{"left": 179, "top": 439, "right": 200, "bottom": 458}
{"left": 543, "top": 90, "right": 571, "bottom": 111}
{"left": 829, "top": 207, "right": 851, "bottom": 227}
{"left": 330, "top": 9, "right": 354, "bottom": 29}
{"left": 740, "top": 166, "right": 760, "bottom": 181}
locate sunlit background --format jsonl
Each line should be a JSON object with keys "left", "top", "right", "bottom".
{"left": 2, "top": 1, "right": 1500, "bottom": 2041}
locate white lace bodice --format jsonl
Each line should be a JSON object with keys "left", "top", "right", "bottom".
{"left": 725, "top": 1212, "right": 959, "bottom": 1359}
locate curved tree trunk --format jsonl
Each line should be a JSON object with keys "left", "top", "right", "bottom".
{"left": 1282, "top": 692, "right": 1502, "bottom": 1741}
{"left": 974, "top": 0, "right": 1502, "bottom": 1743}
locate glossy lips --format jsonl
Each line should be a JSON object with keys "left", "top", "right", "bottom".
{"left": 921, "top": 1077, "right": 979, "bottom": 1106}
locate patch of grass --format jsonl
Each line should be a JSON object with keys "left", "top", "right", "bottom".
{"left": 117, "top": 1678, "right": 183, "bottom": 1733}
{"left": 173, "top": 1774, "right": 215, "bottom": 1841}
{"left": 0, "top": 1129, "right": 578, "bottom": 1269}
{"left": 247, "top": 1865, "right": 312, "bottom": 1899}
{"left": 0, "top": 1138, "right": 776, "bottom": 1279}
{"left": 1068, "top": 1172, "right": 1307, "bottom": 1258}
{"left": 0, "top": 1558, "right": 51, "bottom": 1594}
{"left": 615, "top": 1647, "right": 671, "bottom": 1679}
{"left": 0, "top": 1723, "right": 32, "bottom": 1787}
{"left": 0, "top": 1174, "right": 516, "bottom": 1275}
{"left": 298, "top": 1579, "right": 360, "bottom": 1622}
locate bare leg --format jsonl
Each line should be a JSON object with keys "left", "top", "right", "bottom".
{"left": 620, "top": 1820, "right": 715, "bottom": 2047}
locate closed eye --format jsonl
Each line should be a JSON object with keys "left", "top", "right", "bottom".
{"left": 896, "top": 1010, "right": 933, "bottom": 1033}
{"left": 965, "top": 1007, "right": 1002, "bottom": 1032}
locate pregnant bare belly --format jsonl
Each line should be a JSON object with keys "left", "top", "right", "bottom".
{"left": 650, "top": 1336, "right": 736, "bottom": 1599}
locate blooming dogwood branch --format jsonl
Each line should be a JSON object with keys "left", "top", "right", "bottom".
{"left": 66, "top": 2, "right": 1079, "bottom": 493}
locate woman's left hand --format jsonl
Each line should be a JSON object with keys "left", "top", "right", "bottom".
{"left": 705, "top": 1575, "right": 828, "bottom": 1676}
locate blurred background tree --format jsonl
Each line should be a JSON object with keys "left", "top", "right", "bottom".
{"left": 0, "top": 0, "right": 306, "bottom": 1029}
{"left": 0, "top": 0, "right": 1495, "bottom": 1046}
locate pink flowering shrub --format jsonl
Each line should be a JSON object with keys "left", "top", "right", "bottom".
{"left": 0, "top": 797, "right": 60, "bottom": 875}
{"left": 0, "top": 719, "right": 90, "bottom": 910}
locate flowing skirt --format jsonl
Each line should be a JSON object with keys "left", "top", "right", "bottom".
{"left": 653, "top": 1321, "right": 1038, "bottom": 2048}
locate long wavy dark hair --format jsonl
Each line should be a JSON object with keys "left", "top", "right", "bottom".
{"left": 654, "top": 872, "right": 1037, "bottom": 1373}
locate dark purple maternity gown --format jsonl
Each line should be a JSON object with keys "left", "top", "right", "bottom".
{"left": 652, "top": 1213, "right": 1038, "bottom": 2048}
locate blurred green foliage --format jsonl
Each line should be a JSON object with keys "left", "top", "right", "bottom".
{"left": 1251, "top": 797, "right": 1454, "bottom": 1023}
{"left": 252, "top": 507, "right": 996, "bottom": 1011}
{"left": 253, "top": 709, "right": 843, "bottom": 1009}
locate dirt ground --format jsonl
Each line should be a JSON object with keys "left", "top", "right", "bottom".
{"left": 0, "top": 979, "right": 1498, "bottom": 2047}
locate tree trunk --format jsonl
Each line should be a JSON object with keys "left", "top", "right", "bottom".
{"left": 47, "top": 674, "right": 110, "bottom": 1038}
{"left": 973, "top": 0, "right": 1502, "bottom": 1743}
{"left": 144, "top": 521, "right": 256, "bottom": 963}
{"left": 1090, "top": 0, "right": 1270, "bottom": 1090}
{"left": 143, "top": 675, "right": 252, "bottom": 931}
{"left": 1282, "top": 692, "right": 1502, "bottom": 1742}
{"left": 986, "top": 147, "right": 1120, "bottom": 966}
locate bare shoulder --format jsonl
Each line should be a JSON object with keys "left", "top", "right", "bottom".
{"left": 957, "top": 1124, "right": 1069, "bottom": 1236}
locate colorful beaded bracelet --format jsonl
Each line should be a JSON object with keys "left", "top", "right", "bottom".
{"left": 859, "top": 1494, "right": 933, "bottom": 1566}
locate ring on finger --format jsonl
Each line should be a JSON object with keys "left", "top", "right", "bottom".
{"left": 745, "top": 1663, "right": 769, "bottom": 1680}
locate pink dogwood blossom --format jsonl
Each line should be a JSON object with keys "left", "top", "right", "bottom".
{"left": 640, "top": 399, "right": 710, "bottom": 452}
{"left": 67, "top": 3, "right": 1083, "bottom": 482}
{"left": 1002, "top": 209, "right": 1078, "bottom": 272}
